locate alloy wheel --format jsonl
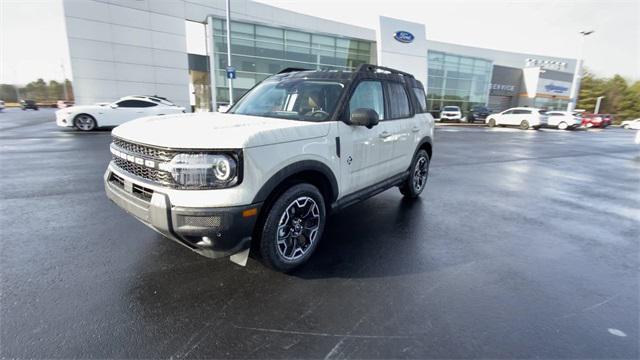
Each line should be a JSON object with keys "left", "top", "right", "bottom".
{"left": 413, "top": 156, "right": 428, "bottom": 192}
{"left": 276, "top": 196, "right": 321, "bottom": 261}
{"left": 75, "top": 115, "right": 95, "bottom": 131}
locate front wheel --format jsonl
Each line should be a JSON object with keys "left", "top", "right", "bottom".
{"left": 74, "top": 114, "right": 97, "bottom": 131}
{"left": 558, "top": 122, "right": 568, "bottom": 130}
{"left": 400, "top": 149, "right": 430, "bottom": 198}
{"left": 520, "top": 120, "right": 530, "bottom": 130}
{"left": 259, "top": 183, "right": 326, "bottom": 272}
{"left": 488, "top": 118, "right": 496, "bottom": 127}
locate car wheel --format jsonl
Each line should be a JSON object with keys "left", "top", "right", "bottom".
{"left": 558, "top": 122, "right": 568, "bottom": 130}
{"left": 259, "top": 183, "right": 326, "bottom": 272}
{"left": 400, "top": 149, "right": 430, "bottom": 198}
{"left": 519, "top": 120, "right": 530, "bottom": 130}
{"left": 74, "top": 114, "right": 97, "bottom": 131}
{"left": 488, "top": 118, "right": 496, "bottom": 127}
{"left": 623, "top": 124, "right": 629, "bottom": 129}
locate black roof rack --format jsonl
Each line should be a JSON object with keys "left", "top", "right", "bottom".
{"left": 355, "top": 64, "right": 414, "bottom": 78}
{"left": 278, "top": 67, "right": 311, "bottom": 74}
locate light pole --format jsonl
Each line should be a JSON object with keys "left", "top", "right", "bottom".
{"left": 567, "top": 30, "right": 594, "bottom": 111}
{"left": 225, "top": 0, "right": 234, "bottom": 106}
{"left": 594, "top": 96, "right": 605, "bottom": 114}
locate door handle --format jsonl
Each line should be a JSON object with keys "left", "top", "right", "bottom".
{"left": 411, "top": 126, "right": 420, "bottom": 132}
{"left": 379, "top": 131, "right": 392, "bottom": 139}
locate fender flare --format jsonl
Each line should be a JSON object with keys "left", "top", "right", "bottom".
{"left": 415, "top": 136, "right": 433, "bottom": 159}
{"left": 251, "top": 160, "right": 339, "bottom": 204}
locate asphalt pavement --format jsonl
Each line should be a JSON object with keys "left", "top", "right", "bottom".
{"left": 1, "top": 108, "right": 639, "bottom": 359}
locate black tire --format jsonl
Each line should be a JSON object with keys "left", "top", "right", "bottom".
{"left": 488, "top": 118, "right": 496, "bottom": 127}
{"left": 520, "top": 120, "right": 530, "bottom": 130}
{"left": 259, "top": 183, "right": 326, "bottom": 272}
{"left": 400, "top": 149, "right": 430, "bottom": 198}
{"left": 74, "top": 114, "right": 97, "bottom": 131}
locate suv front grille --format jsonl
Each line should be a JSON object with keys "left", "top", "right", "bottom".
{"left": 113, "top": 156, "right": 173, "bottom": 185}
{"left": 112, "top": 137, "right": 176, "bottom": 161}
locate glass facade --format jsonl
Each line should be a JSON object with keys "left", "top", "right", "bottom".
{"left": 427, "top": 51, "right": 492, "bottom": 115}
{"left": 211, "top": 18, "right": 373, "bottom": 105}
{"left": 533, "top": 97, "right": 569, "bottom": 111}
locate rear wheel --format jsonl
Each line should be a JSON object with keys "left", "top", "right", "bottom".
{"left": 400, "top": 149, "right": 430, "bottom": 198}
{"left": 519, "top": 120, "right": 530, "bottom": 130}
{"left": 558, "top": 121, "right": 568, "bottom": 130}
{"left": 74, "top": 114, "right": 97, "bottom": 131}
{"left": 259, "top": 183, "right": 326, "bottom": 272}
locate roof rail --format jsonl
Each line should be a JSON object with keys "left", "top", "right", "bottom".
{"left": 355, "top": 64, "right": 414, "bottom": 78}
{"left": 277, "top": 67, "right": 310, "bottom": 74}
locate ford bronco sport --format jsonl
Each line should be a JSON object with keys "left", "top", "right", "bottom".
{"left": 104, "top": 64, "right": 434, "bottom": 271}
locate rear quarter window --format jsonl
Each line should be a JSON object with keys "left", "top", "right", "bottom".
{"left": 412, "top": 87, "right": 427, "bottom": 113}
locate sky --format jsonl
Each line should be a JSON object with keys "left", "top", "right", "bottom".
{"left": 1, "top": 0, "right": 638, "bottom": 85}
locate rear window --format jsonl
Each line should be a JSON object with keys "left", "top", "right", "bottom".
{"left": 443, "top": 106, "right": 459, "bottom": 111}
{"left": 387, "top": 82, "right": 411, "bottom": 119}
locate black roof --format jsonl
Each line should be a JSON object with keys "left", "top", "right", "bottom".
{"left": 271, "top": 64, "right": 424, "bottom": 89}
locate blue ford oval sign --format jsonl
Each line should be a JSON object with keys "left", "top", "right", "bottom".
{"left": 394, "top": 31, "right": 414, "bottom": 43}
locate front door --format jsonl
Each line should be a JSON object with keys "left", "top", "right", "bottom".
{"left": 338, "top": 80, "right": 396, "bottom": 196}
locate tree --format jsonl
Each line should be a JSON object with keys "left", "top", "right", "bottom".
{"left": 576, "top": 70, "right": 605, "bottom": 112}
{"left": 0, "top": 84, "right": 19, "bottom": 102}
{"left": 601, "top": 75, "right": 628, "bottom": 114}
{"left": 617, "top": 81, "right": 640, "bottom": 120}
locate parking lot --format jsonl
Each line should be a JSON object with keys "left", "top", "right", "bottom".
{"left": 1, "top": 108, "right": 638, "bottom": 358}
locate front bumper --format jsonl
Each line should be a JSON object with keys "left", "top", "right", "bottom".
{"left": 55, "top": 112, "right": 73, "bottom": 127}
{"left": 104, "top": 165, "right": 261, "bottom": 258}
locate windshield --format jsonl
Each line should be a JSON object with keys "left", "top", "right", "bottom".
{"left": 230, "top": 79, "right": 345, "bottom": 121}
{"left": 443, "top": 106, "right": 459, "bottom": 111}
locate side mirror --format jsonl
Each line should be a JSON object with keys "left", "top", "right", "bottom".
{"left": 350, "top": 108, "right": 379, "bottom": 129}
{"left": 110, "top": 104, "right": 118, "bottom": 109}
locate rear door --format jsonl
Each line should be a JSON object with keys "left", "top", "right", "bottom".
{"left": 384, "top": 81, "right": 416, "bottom": 174}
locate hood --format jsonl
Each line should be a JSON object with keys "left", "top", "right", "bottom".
{"left": 112, "top": 112, "right": 331, "bottom": 149}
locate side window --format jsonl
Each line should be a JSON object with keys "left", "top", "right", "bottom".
{"left": 348, "top": 81, "right": 385, "bottom": 120}
{"left": 503, "top": 110, "right": 514, "bottom": 115}
{"left": 387, "top": 82, "right": 411, "bottom": 119}
{"left": 117, "top": 100, "right": 157, "bottom": 108}
{"left": 412, "top": 87, "right": 427, "bottom": 113}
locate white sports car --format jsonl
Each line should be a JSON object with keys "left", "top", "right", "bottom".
{"left": 621, "top": 119, "right": 640, "bottom": 130}
{"left": 56, "top": 95, "right": 185, "bottom": 131}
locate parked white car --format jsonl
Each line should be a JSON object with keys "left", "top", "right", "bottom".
{"left": 545, "top": 111, "right": 582, "bottom": 130}
{"left": 485, "top": 107, "right": 548, "bottom": 130}
{"left": 439, "top": 106, "right": 462, "bottom": 122}
{"left": 56, "top": 95, "right": 185, "bottom": 131}
{"left": 104, "top": 65, "right": 434, "bottom": 271}
{"left": 621, "top": 119, "right": 640, "bottom": 130}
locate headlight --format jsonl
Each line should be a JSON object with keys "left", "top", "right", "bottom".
{"left": 165, "top": 153, "right": 238, "bottom": 189}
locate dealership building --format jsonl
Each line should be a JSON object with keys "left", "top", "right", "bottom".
{"left": 61, "top": 0, "right": 577, "bottom": 115}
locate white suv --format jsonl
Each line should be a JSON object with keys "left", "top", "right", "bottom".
{"left": 104, "top": 65, "right": 434, "bottom": 271}
{"left": 485, "top": 107, "right": 548, "bottom": 130}
{"left": 439, "top": 106, "right": 462, "bottom": 122}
